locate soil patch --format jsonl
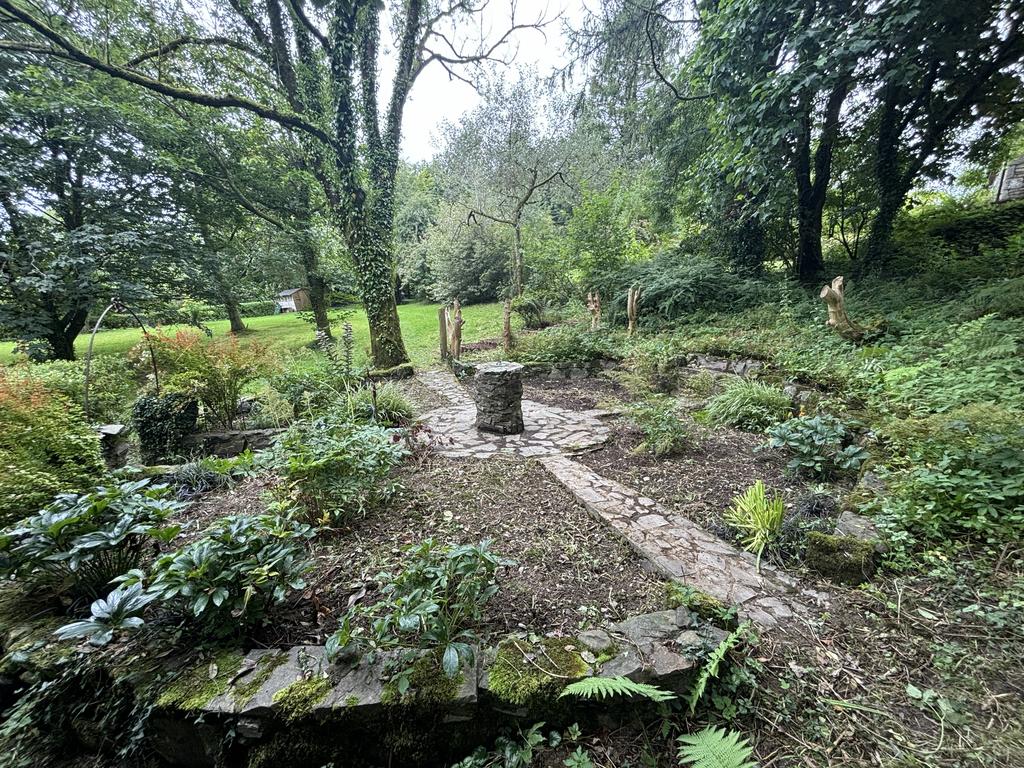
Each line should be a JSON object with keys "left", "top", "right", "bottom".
{"left": 579, "top": 421, "right": 812, "bottom": 538}
{"left": 176, "top": 455, "right": 666, "bottom": 647}
{"left": 521, "top": 375, "right": 631, "bottom": 412}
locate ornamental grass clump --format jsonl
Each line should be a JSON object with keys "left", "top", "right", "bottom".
{"left": 706, "top": 379, "right": 791, "bottom": 431}
{"left": 0, "top": 480, "right": 182, "bottom": 600}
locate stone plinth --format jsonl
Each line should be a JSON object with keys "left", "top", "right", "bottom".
{"left": 473, "top": 361, "right": 524, "bottom": 434}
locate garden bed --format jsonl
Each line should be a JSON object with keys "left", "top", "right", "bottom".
{"left": 177, "top": 455, "right": 667, "bottom": 648}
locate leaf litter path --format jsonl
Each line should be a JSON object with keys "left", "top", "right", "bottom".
{"left": 415, "top": 370, "right": 829, "bottom": 628}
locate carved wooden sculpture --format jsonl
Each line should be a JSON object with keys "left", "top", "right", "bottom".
{"left": 586, "top": 291, "right": 602, "bottom": 331}
{"left": 627, "top": 285, "right": 642, "bottom": 336}
{"left": 446, "top": 298, "right": 465, "bottom": 360}
{"left": 819, "top": 276, "right": 863, "bottom": 341}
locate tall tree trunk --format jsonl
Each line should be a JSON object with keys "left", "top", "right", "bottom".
{"left": 794, "top": 111, "right": 825, "bottom": 281}
{"left": 299, "top": 235, "right": 334, "bottom": 341}
{"left": 865, "top": 91, "right": 905, "bottom": 269}
{"left": 46, "top": 306, "right": 88, "bottom": 361}
{"left": 352, "top": 212, "right": 409, "bottom": 369}
{"left": 225, "top": 299, "right": 246, "bottom": 333}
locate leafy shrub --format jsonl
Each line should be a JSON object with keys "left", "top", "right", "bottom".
{"left": 150, "top": 330, "right": 278, "bottom": 428}
{"left": 0, "top": 480, "right": 182, "bottom": 599}
{"left": 143, "top": 514, "right": 313, "bottom": 636}
{"left": 594, "top": 251, "right": 767, "bottom": 326}
{"left": 723, "top": 481, "right": 784, "bottom": 567}
{"left": 626, "top": 396, "right": 689, "bottom": 457}
{"left": 706, "top": 379, "right": 791, "bottom": 431}
{"left": 0, "top": 375, "right": 105, "bottom": 523}
{"left": 510, "top": 325, "right": 619, "bottom": 364}
{"left": 55, "top": 583, "right": 154, "bottom": 646}
{"left": 4, "top": 357, "right": 137, "bottom": 424}
{"left": 962, "top": 277, "right": 1024, "bottom": 320}
{"left": 327, "top": 539, "right": 509, "bottom": 685}
{"left": 275, "top": 417, "right": 406, "bottom": 523}
{"left": 512, "top": 295, "right": 558, "bottom": 329}
{"left": 131, "top": 392, "right": 199, "bottom": 464}
{"left": 763, "top": 415, "right": 868, "bottom": 477}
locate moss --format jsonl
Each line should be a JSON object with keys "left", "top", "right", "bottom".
{"left": 232, "top": 651, "right": 288, "bottom": 708}
{"left": 381, "top": 654, "right": 462, "bottom": 706}
{"left": 805, "top": 532, "right": 877, "bottom": 586}
{"left": 369, "top": 362, "right": 415, "bottom": 380}
{"left": 487, "top": 637, "right": 588, "bottom": 706}
{"left": 155, "top": 650, "right": 244, "bottom": 710}
{"left": 271, "top": 676, "right": 332, "bottom": 722}
{"left": 665, "top": 582, "right": 735, "bottom": 627}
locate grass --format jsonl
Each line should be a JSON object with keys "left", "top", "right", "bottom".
{"left": 0, "top": 302, "right": 508, "bottom": 368}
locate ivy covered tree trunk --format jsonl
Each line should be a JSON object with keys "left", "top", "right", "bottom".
{"left": 352, "top": 206, "right": 410, "bottom": 369}
{"left": 864, "top": 94, "right": 905, "bottom": 269}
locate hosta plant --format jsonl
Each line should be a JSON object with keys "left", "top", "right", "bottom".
{"left": 140, "top": 514, "right": 313, "bottom": 637}
{"left": 0, "top": 480, "right": 182, "bottom": 599}
{"left": 54, "top": 583, "right": 155, "bottom": 646}
{"left": 763, "top": 414, "right": 868, "bottom": 478}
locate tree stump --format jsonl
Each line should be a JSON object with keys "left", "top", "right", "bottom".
{"left": 586, "top": 291, "right": 602, "bottom": 331}
{"left": 627, "top": 285, "right": 642, "bottom": 336}
{"left": 819, "top": 276, "right": 863, "bottom": 341}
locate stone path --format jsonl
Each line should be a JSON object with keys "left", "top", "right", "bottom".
{"left": 415, "top": 369, "right": 828, "bottom": 628}
{"left": 417, "top": 370, "right": 610, "bottom": 458}
{"left": 540, "top": 454, "right": 829, "bottom": 628}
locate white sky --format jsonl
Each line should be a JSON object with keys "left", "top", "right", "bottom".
{"left": 398, "top": 0, "right": 587, "bottom": 162}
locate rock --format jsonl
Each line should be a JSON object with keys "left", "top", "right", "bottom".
{"left": 97, "top": 424, "right": 130, "bottom": 469}
{"left": 610, "top": 610, "right": 679, "bottom": 647}
{"left": 473, "top": 361, "right": 525, "bottom": 435}
{"left": 576, "top": 629, "right": 615, "bottom": 654}
{"left": 181, "top": 428, "right": 283, "bottom": 458}
{"left": 805, "top": 531, "right": 878, "bottom": 585}
{"left": 834, "top": 511, "right": 886, "bottom": 554}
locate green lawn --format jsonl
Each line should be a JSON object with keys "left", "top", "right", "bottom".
{"left": 0, "top": 302, "right": 507, "bottom": 368}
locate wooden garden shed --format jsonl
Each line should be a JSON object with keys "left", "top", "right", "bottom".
{"left": 276, "top": 287, "right": 311, "bottom": 312}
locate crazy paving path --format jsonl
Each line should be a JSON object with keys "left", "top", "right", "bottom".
{"left": 415, "top": 370, "right": 829, "bottom": 628}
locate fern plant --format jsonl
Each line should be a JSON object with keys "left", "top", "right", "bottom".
{"left": 559, "top": 675, "right": 676, "bottom": 703}
{"left": 677, "top": 726, "right": 757, "bottom": 768}
{"left": 687, "top": 622, "right": 752, "bottom": 714}
{"left": 723, "top": 481, "right": 784, "bottom": 568}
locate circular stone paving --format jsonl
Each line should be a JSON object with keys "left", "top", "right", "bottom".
{"left": 416, "top": 371, "right": 610, "bottom": 458}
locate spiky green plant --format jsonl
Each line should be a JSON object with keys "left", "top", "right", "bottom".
{"left": 723, "top": 480, "right": 784, "bottom": 568}
{"left": 559, "top": 675, "right": 676, "bottom": 703}
{"left": 677, "top": 726, "right": 757, "bottom": 768}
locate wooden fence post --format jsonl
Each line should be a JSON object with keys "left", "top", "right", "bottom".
{"left": 502, "top": 297, "right": 513, "bottom": 355}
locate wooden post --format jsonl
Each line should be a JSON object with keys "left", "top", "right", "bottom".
{"left": 586, "top": 291, "right": 602, "bottom": 331}
{"left": 502, "top": 297, "right": 513, "bottom": 355}
{"left": 438, "top": 306, "right": 449, "bottom": 361}
{"left": 819, "top": 276, "right": 863, "bottom": 341}
{"left": 627, "top": 285, "right": 642, "bottom": 336}
{"left": 448, "top": 298, "right": 465, "bottom": 360}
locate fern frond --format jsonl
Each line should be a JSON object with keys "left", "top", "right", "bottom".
{"left": 559, "top": 675, "right": 676, "bottom": 703}
{"left": 677, "top": 726, "right": 757, "bottom": 768}
{"left": 687, "top": 621, "right": 752, "bottom": 714}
